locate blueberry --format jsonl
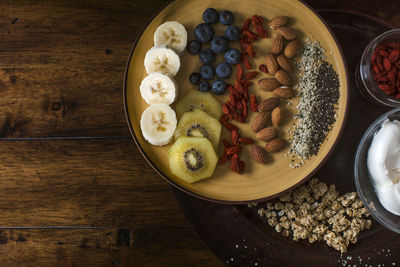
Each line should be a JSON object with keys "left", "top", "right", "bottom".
{"left": 210, "top": 36, "right": 229, "bottom": 54}
{"left": 225, "top": 25, "right": 240, "bottom": 41}
{"left": 187, "top": 40, "right": 201, "bottom": 55}
{"left": 200, "top": 64, "right": 215, "bottom": 80}
{"left": 198, "top": 81, "right": 211, "bottom": 92}
{"left": 219, "top": 10, "right": 234, "bottom": 25}
{"left": 224, "top": 48, "right": 240, "bottom": 65}
{"left": 212, "top": 80, "right": 227, "bottom": 94}
{"left": 199, "top": 48, "right": 215, "bottom": 64}
{"left": 194, "top": 23, "right": 214, "bottom": 43}
{"left": 203, "top": 8, "right": 218, "bottom": 24}
{"left": 189, "top": 72, "right": 201, "bottom": 84}
{"left": 216, "top": 62, "right": 232, "bottom": 79}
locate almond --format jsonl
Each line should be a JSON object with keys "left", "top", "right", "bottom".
{"left": 266, "top": 138, "right": 286, "bottom": 153}
{"left": 275, "top": 69, "right": 291, "bottom": 86}
{"left": 251, "top": 111, "right": 271, "bottom": 132}
{"left": 277, "top": 54, "right": 293, "bottom": 72}
{"left": 272, "top": 86, "right": 293, "bottom": 99}
{"left": 277, "top": 26, "right": 297, "bottom": 41}
{"left": 269, "top": 16, "right": 290, "bottom": 30}
{"left": 266, "top": 53, "right": 278, "bottom": 74}
{"left": 284, "top": 40, "right": 301, "bottom": 58}
{"left": 256, "top": 126, "right": 278, "bottom": 141}
{"left": 257, "top": 78, "right": 281, "bottom": 91}
{"left": 271, "top": 35, "right": 284, "bottom": 55}
{"left": 251, "top": 145, "right": 269, "bottom": 164}
{"left": 271, "top": 106, "right": 284, "bottom": 126}
{"left": 258, "top": 97, "right": 280, "bottom": 112}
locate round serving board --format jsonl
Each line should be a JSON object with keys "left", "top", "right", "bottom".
{"left": 174, "top": 10, "right": 400, "bottom": 266}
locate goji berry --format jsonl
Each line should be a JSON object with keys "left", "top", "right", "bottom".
{"left": 243, "top": 86, "right": 249, "bottom": 102}
{"left": 239, "top": 137, "right": 254, "bottom": 145}
{"left": 250, "top": 94, "right": 258, "bottom": 112}
{"left": 227, "top": 145, "right": 242, "bottom": 155}
{"left": 230, "top": 154, "right": 240, "bottom": 173}
{"left": 236, "top": 64, "right": 244, "bottom": 80}
{"left": 222, "top": 104, "right": 229, "bottom": 115}
{"left": 259, "top": 64, "right": 268, "bottom": 73}
{"left": 245, "top": 71, "right": 259, "bottom": 80}
{"left": 241, "top": 53, "right": 252, "bottom": 69}
{"left": 246, "top": 44, "right": 255, "bottom": 58}
{"left": 223, "top": 122, "right": 238, "bottom": 131}
{"left": 377, "top": 54, "right": 384, "bottom": 72}
{"left": 231, "top": 130, "right": 240, "bottom": 145}
{"left": 219, "top": 114, "right": 229, "bottom": 124}
{"left": 254, "top": 24, "right": 268, "bottom": 38}
{"left": 384, "top": 58, "right": 392, "bottom": 71}
{"left": 242, "top": 18, "right": 251, "bottom": 31}
{"left": 379, "top": 50, "right": 389, "bottom": 57}
{"left": 251, "top": 15, "right": 264, "bottom": 24}
{"left": 242, "top": 98, "right": 248, "bottom": 118}
{"left": 242, "top": 30, "right": 258, "bottom": 42}
{"left": 389, "top": 49, "right": 400, "bottom": 63}
{"left": 235, "top": 80, "right": 245, "bottom": 94}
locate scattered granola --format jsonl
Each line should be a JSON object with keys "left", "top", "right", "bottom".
{"left": 257, "top": 177, "right": 371, "bottom": 253}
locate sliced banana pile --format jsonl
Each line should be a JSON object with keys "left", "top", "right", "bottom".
{"left": 140, "top": 21, "right": 187, "bottom": 146}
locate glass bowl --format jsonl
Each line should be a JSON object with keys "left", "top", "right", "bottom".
{"left": 356, "top": 29, "right": 400, "bottom": 107}
{"left": 355, "top": 106, "right": 400, "bottom": 233}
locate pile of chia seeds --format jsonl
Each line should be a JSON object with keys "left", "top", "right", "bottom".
{"left": 288, "top": 39, "right": 340, "bottom": 167}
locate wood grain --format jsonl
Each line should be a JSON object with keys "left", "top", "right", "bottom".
{"left": 0, "top": 0, "right": 397, "bottom": 265}
{"left": 0, "top": 228, "right": 222, "bottom": 266}
{"left": 0, "top": 0, "right": 168, "bottom": 138}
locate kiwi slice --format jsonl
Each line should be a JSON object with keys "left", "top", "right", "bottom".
{"left": 176, "top": 90, "right": 222, "bottom": 119}
{"left": 169, "top": 136, "right": 218, "bottom": 183}
{"left": 175, "top": 110, "right": 221, "bottom": 151}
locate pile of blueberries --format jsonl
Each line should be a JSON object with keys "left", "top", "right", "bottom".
{"left": 187, "top": 8, "right": 241, "bottom": 94}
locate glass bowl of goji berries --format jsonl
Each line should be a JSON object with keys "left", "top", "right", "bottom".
{"left": 357, "top": 29, "right": 400, "bottom": 107}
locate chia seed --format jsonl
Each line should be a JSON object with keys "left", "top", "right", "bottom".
{"left": 288, "top": 39, "right": 340, "bottom": 166}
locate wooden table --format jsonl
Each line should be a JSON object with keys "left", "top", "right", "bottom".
{"left": 0, "top": 1, "right": 398, "bottom": 266}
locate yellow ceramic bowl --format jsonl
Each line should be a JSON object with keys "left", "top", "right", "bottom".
{"left": 124, "top": 0, "right": 349, "bottom": 203}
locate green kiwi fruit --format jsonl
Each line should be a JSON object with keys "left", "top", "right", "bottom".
{"left": 175, "top": 109, "right": 221, "bottom": 151}
{"left": 168, "top": 136, "right": 218, "bottom": 183}
{"left": 176, "top": 90, "right": 222, "bottom": 119}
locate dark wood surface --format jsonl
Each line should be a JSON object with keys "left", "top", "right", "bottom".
{"left": 0, "top": 0, "right": 398, "bottom": 266}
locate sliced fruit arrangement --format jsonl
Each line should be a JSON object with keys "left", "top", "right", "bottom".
{"left": 174, "top": 109, "right": 222, "bottom": 151}
{"left": 140, "top": 21, "right": 187, "bottom": 146}
{"left": 176, "top": 90, "right": 222, "bottom": 119}
{"left": 140, "top": 104, "right": 177, "bottom": 146}
{"left": 169, "top": 137, "right": 218, "bottom": 183}
{"left": 140, "top": 72, "right": 177, "bottom": 105}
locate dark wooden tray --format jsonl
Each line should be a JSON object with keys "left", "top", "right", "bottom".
{"left": 174, "top": 10, "right": 400, "bottom": 266}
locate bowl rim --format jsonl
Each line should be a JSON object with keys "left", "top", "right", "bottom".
{"left": 358, "top": 29, "right": 400, "bottom": 107}
{"left": 354, "top": 106, "right": 400, "bottom": 233}
{"left": 122, "top": 0, "right": 350, "bottom": 204}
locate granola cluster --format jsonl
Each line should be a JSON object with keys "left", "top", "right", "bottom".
{"left": 256, "top": 178, "right": 371, "bottom": 253}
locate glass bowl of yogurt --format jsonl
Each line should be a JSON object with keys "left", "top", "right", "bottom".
{"left": 355, "top": 106, "right": 400, "bottom": 233}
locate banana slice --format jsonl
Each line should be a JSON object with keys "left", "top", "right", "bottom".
{"left": 154, "top": 21, "right": 187, "bottom": 54}
{"left": 144, "top": 47, "right": 180, "bottom": 77}
{"left": 140, "top": 103, "right": 177, "bottom": 146}
{"left": 140, "top": 73, "right": 177, "bottom": 105}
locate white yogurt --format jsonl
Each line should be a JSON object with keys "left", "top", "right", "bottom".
{"left": 367, "top": 119, "right": 400, "bottom": 216}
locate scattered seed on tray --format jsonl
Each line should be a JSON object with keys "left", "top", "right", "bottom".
{"left": 287, "top": 39, "right": 340, "bottom": 167}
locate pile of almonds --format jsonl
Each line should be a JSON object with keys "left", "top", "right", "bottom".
{"left": 251, "top": 16, "right": 301, "bottom": 164}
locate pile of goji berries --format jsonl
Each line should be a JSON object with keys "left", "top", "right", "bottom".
{"left": 218, "top": 15, "right": 268, "bottom": 174}
{"left": 371, "top": 42, "right": 400, "bottom": 98}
